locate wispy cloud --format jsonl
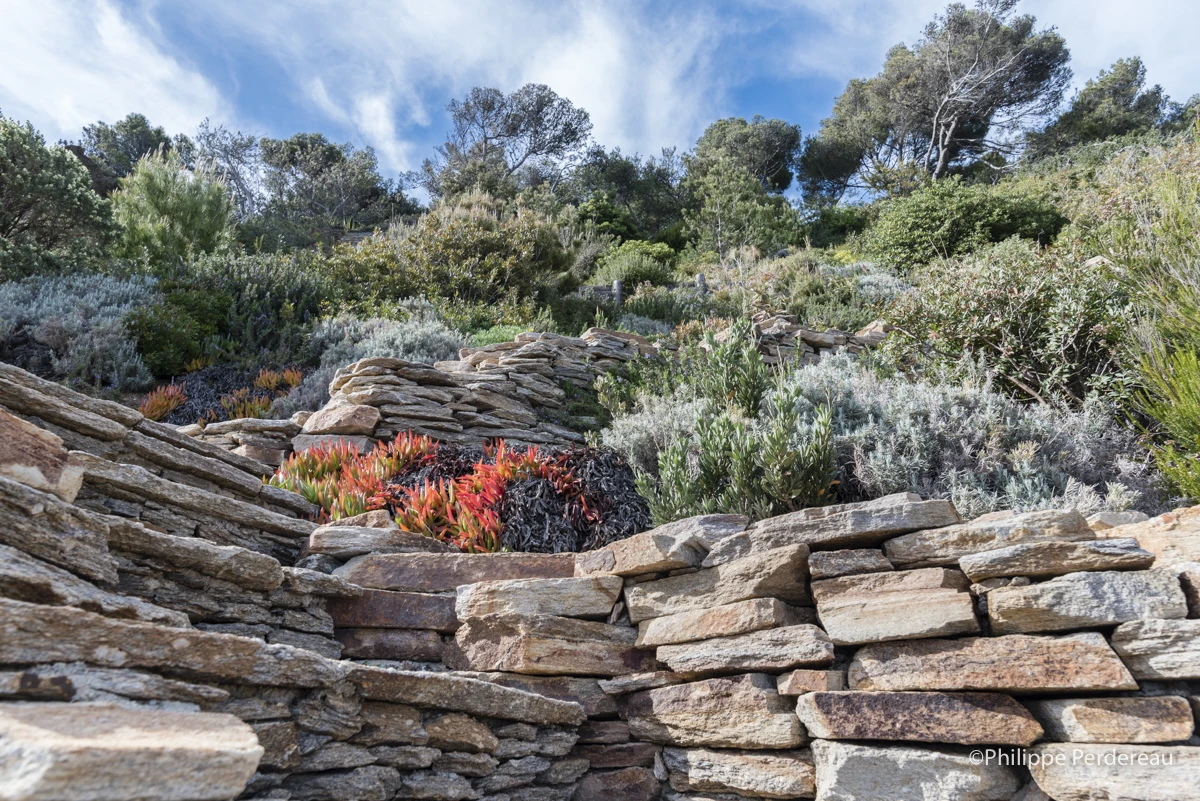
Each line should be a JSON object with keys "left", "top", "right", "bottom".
{"left": 0, "top": 0, "right": 224, "bottom": 142}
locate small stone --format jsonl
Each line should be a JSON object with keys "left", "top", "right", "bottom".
{"left": 309, "top": 525, "right": 452, "bottom": 559}
{"left": 848, "top": 633, "right": 1138, "bottom": 693}
{"left": 959, "top": 538, "right": 1155, "bottom": 581}
{"left": 433, "top": 751, "right": 499, "bottom": 777}
{"left": 1028, "top": 744, "right": 1200, "bottom": 801}
{"left": 577, "top": 720, "right": 631, "bottom": 744}
{"left": 575, "top": 515, "right": 744, "bottom": 577}
{"left": 663, "top": 747, "right": 815, "bottom": 799}
{"left": 283, "top": 765, "right": 403, "bottom": 801}
{"left": 350, "top": 702, "right": 427, "bottom": 746}
{"left": 776, "top": 669, "right": 846, "bottom": 695}
{"left": 796, "top": 691, "right": 1043, "bottom": 746}
{"left": 987, "top": 569, "right": 1187, "bottom": 634}
{"left": 369, "top": 745, "right": 440, "bottom": 769}
{"left": 336, "top": 629, "right": 444, "bottom": 661}
{"left": 808, "top": 548, "right": 894, "bottom": 580}
{"left": 455, "top": 576, "right": 623, "bottom": 620}
{"left": 539, "top": 757, "right": 589, "bottom": 784}
{"left": 448, "top": 614, "right": 654, "bottom": 676}
{"left": 338, "top": 509, "right": 398, "bottom": 529}
{"left": 597, "top": 672, "right": 688, "bottom": 696}
{"left": 1110, "top": 618, "right": 1200, "bottom": 680}
{"left": 655, "top": 625, "right": 834, "bottom": 674}
{"left": 811, "top": 740, "right": 1021, "bottom": 801}
{"left": 574, "top": 767, "right": 660, "bottom": 801}
{"left": 1087, "top": 510, "right": 1150, "bottom": 531}
{"left": 330, "top": 589, "right": 460, "bottom": 632}
{"left": 1026, "top": 696, "right": 1195, "bottom": 743}
{"left": 636, "top": 598, "right": 812, "bottom": 647}
{"left": 426, "top": 713, "right": 499, "bottom": 753}
{"left": 883, "top": 509, "right": 1093, "bottom": 568}
{"left": 573, "top": 742, "right": 661, "bottom": 768}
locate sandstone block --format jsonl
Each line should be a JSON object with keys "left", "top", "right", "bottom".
{"left": 329, "top": 589, "right": 460, "bottom": 631}
{"left": 620, "top": 674, "right": 806, "bottom": 749}
{"left": 808, "top": 548, "right": 894, "bottom": 580}
{"left": 883, "top": 509, "right": 1093, "bottom": 568}
{"left": 335, "top": 628, "right": 445, "bottom": 661}
{"left": 335, "top": 552, "right": 576, "bottom": 593}
{"left": 623, "top": 544, "right": 810, "bottom": 623}
{"left": 655, "top": 624, "right": 833, "bottom": 674}
{"left": 1026, "top": 696, "right": 1195, "bottom": 743}
{"left": 811, "top": 740, "right": 1021, "bottom": 801}
{"left": 575, "top": 515, "right": 746, "bottom": 577}
{"left": 457, "top": 672, "right": 615, "bottom": 718}
{"left": 664, "top": 747, "right": 815, "bottom": 799}
{"left": 777, "top": 669, "right": 846, "bottom": 695}
{"left": 0, "top": 702, "right": 261, "bottom": 801}
{"left": 959, "top": 538, "right": 1155, "bottom": 581}
{"left": 1100, "top": 504, "right": 1200, "bottom": 567}
{"left": 810, "top": 566, "right": 970, "bottom": 602}
{"left": 309, "top": 525, "right": 452, "bottom": 559}
{"left": 448, "top": 614, "right": 654, "bottom": 676}
{"left": 848, "top": 633, "right": 1138, "bottom": 693}
{"left": 796, "top": 691, "right": 1042, "bottom": 746}
{"left": 987, "top": 569, "right": 1187, "bottom": 634}
{"left": 597, "top": 671, "right": 688, "bottom": 696}
{"left": 455, "top": 575, "right": 623, "bottom": 620}
{"left": 1029, "top": 744, "right": 1200, "bottom": 801}
{"left": 0, "top": 409, "right": 84, "bottom": 501}
{"left": 636, "top": 598, "right": 812, "bottom": 647}
{"left": 426, "top": 713, "right": 499, "bottom": 753}
{"left": 292, "top": 433, "right": 374, "bottom": 454}
{"left": 338, "top": 509, "right": 399, "bottom": 529}
{"left": 814, "top": 568, "right": 979, "bottom": 646}
{"left": 1111, "top": 618, "right": 1200, "bottom": 679}
{"left": 703, "top": 497, "right": 961, "bottom": 565}
{"left": 1087, "top": 510, "right": 1150, "bottom": 531}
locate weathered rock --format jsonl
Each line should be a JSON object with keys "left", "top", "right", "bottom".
{"left": 808, "top": 548, "right": 894, "bottom": 580}
{"left": 655, "top": 624, "right": 833, "bottom": 674}
{"left": 1110, "top": 618, "right": 1200, "bottom": 679}
{"left": 347, "top": 701, "right": 426, "bottom": 747}
{"left": 624, "top": 544, "right": 810, "bottom": 623}
{"left": 0, "top": 476, "right": 117, "bottom": 584}
{"left": 433, "top": 751, "right": 498, "bottom": 777}
{"left": 1028, "top": 744, "right": 1200, "bottom": 801}
{"left": 295, "top": 741, "right": 377, "bottom": 772}
{"left": 329, "top": 589, "right": 460, "bottom": 632}
{"left": 292, "top": 433, "right": 375, "bottom": 454}
{"left": 704, "top": 497, "right": 961, "bottom": 566}
{"left": 849, "top": 633, "right": 1138, "bottom": 693}
{"left": 597, "top": 672, "right": 688, "bottom": 695}
{"left": 574, "top": 742, "right": 661, "bottom": 768}
{"left": 253, "top": 720, "right": 302, "bottom": 770}
{"left": 1087, "top": 510, "right": 1150, "bottom": 531}
{"left": 0, "top": 702, "right": 261, "bottom": 801}
{"left": 338, "top": 509, "right": 399, "bottom": 529}
{"left": 636, "top": 598, "right": 812, "bottom": 647}
{"left": 0, "top": 372, "right": 129, "bottom": 441}
{"left": 574, "top": 767, "right": 660, "bottom": 801}
{"left": 283, "top": 765, "right": 404, "bottom": 801}
{"left": 664, "top": 747, "right": 814, "bottom": 798}
{"left": 811, "top": 740, "right": 1021, "bottom": 801}
{"left": 369, "top": 745, "right": 440, "bottom": 769}
{"left": 959, "top": 538, "right": 1156, "bottom": 581}
{"left": 459, "top": 673, "right": 615, "bottom": 718}
{"left": 1026, "top": 696, "right": 1195, "bottom": 743}
{"left": 1100, "top": 504, "right": 1200, "bottom": 567}
{"left": 987, "top": 569, "right": 1187, "bottom": 634}
{"left": 335, "top": 552, "right": 576, "bottom": 593}
{"left": 309, "top": 525, "right": 453, "bottom": 559}
{"left": 575, "top": 515, "right": 746, "bottom": 577}
{"left": 577, "top": 720, "right": 631, "bottom": 744}
{"left": 448, "top": 614, "right": 654, "bottom": 676}
{"left": 350, "top": 666, "right": 586, "bottom": 726}
{"left": 0, "top": 409, "right": 84, "bottom": 501}
{"left": 336, "top": 628, "right": 445, "bottom": 661}
{"left": 455, "top": 576, "right": 623, "bottom": 620}
{"left": 796, "top": 691, "right": 1042, "bottom": 746}
{"left": 884, "top": 509, "right": 1093, "bottom": 568}
{"left": 0, "top": 670, "right": 74, "bottom": 701}
{"left": 108, "top": 517, "right": 284, "bottom": 592}
{"left": 302, "top": 404, "right": 381, "bottom": 435}
{"left": 620, "top": 674, "right": 806, "bottom": 749}
{"left": 814, "top": 568, "right": 979, "bottom": 646}
{"left": 777, "top": 669, "right": 845, "bottom": 695}
{"left": 426, "top": 713, "right": 498, "bottom": 753}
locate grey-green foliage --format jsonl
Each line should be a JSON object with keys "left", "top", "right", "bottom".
{"left": 605, "top": 352, "right": 1163, "bottom": 521}
{"left": 272, "top": 308, "right": 467, "bottom": 416}
{"left": 0, "top": 273, "right": 156, "bottom": 390}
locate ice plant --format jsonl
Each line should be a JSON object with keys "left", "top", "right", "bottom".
{"left": 139, "top": 384, "right": 186, "bottom": 421}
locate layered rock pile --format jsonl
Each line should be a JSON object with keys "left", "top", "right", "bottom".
{"left": 748, "top": 312, "right": 887, "bottom": 366}
{"left": 181, "top": 417, "right": 303, "bottom": 467}
{"left": 319, "top": 492, "right": 1200, "bottom": 801}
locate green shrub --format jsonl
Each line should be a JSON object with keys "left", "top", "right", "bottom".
{"left": 592, "top": 250, "right": 675, "bottom": 287}
{"left": 112, "top": 148, "right": 235, "bottom": 269}
{"left": 859, "top": 176, "right": 1066, "bottom": 272}
{"left": 885, "top": 238, "right": 1135, "bottom": 405}
{"left": 0, "top": 117, "right": 113, "bottom": 279}
{"left": 471, "top": 324, "right": 527, "bottom": 347}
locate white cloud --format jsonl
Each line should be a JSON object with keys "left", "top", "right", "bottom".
{"left": 0, "top": 0, "right": 224, "bottom": 142}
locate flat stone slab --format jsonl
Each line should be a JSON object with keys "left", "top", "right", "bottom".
{"left": 620, "top": 673, "right": 806, "bottom": 749}
{"left": 1026, "top": 696, "right": 1195, "bottom": 743}
{"left": 959, "top": 538, "right": 1155, "bottom": 581}
{"left": 809, "top": 548, "right": 894, "bottom": 580}
{"left": 448, "top": 614, "right": 655, "bottom": 676}
{"left": 455, "top": 575, "right": 622, "bottom": 620}
{"left": 335, "top": 628, "right": 444, "bottom": 661}
{"left": 308, "top": 525, "right": 452, "bottom": 559}
{"left": 623, "top": 544, "right": 810, "bottom": 623}
{"left": 457, "top": 672, "right": 616, "bottom": 718}
{"left": 814, "top": 568, "right": 979, "bottom": 646}
{"left": 636, "top": 598, "right": 812, "bottom": 647}
{"left": 329, "top": 588, "right": 460, "bottom": 632}
{"left": 334, "top": 552, "right": 577, "bottom": 593}
{"left": 812, "top": 740, "right": 1021, "bottom": 801}
{"left": 0, "top": 702, "right": 261, "bottom": 801}
{"left": 597, "top": 671, "right": 689, "bottom": 696}
{"left": 664, "top": 747, "right": 815, "bottom": 798}
{"left": 810, "top": 566, "right": 970, "bottom": 602}
{"left": 987, "top": 569, "right": 1187, "bottom": 634}
{"left": 655, "top": 624, "right": 833, "bottom": 674}
{"left": 777, "top": 669, "right": 846, "bottom": 695}
{"left": 796, "top": 691, "right": 1043, "bottom": 746}
{"left": 883, "top": 509, "right": 1093, "bottom": 568}
{"left": 704, "top": 497, "right": 961, "bottom": 565}
{"left": 1111, "top": 618, "right": 1200, "bottom": 679}
{"left": 575, "top": 515, "right": 746, "bottom": 577}
{"left": 302, "top": 403, "right": 381, "bottom": 435}
{"left": 1029, "top": 744, "right": 1200, "bottom": 801}
{"left": 1099, "top": 504, "right": 1200, "bottom": 568}
{"left": 848, "top": 633, "right": 1138, "bottom": 693}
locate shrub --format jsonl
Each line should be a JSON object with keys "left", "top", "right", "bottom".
{"left": 139, "top": 384, "right": 186, "bottom": 421}
{"left": 0, "top": 273, "right": 154, "bottom": 391}
{"left": 859, "top": 176, "right": 1066, "bottom": 272}
{"left": 112, "top": 148, "right": 235, "bottom": 269}
{"left": 0, "top": 116, "right": 113, "bottom": 279}
{"left": 592, "top": 250, "right": 675, "bottom": 287}
{"left": 885, "top": 238, "right": 1135, "bottom": 404}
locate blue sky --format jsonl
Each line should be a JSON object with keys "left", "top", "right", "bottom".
{"left": 2, "top": 0, "right": 1197, "bottom": 188}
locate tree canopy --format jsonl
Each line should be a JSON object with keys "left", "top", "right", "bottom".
{"left": 689, "top": 116, "right": 803, "bottom": 193}
{"left": 82, "top": 112, "right": 178, "bottom": 180}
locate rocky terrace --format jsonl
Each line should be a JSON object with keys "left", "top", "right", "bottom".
{"left": 1, "top": 358, "right": 1199, "bottom": 801}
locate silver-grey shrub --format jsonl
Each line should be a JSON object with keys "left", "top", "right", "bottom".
{"left": 0, "top": 273, "right": 155, "bottom": 391}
